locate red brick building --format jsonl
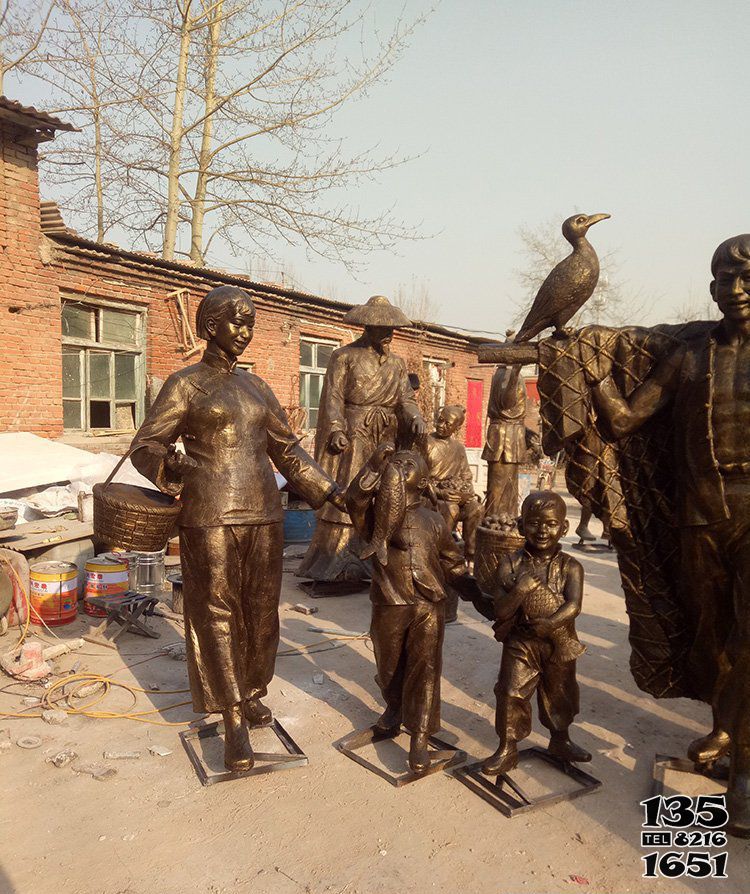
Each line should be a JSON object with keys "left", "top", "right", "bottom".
{"left": 0, "top": 98, "right": 532, "bottom": 462}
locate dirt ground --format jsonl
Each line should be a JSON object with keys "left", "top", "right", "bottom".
{"left": 1, "top": 499, "right": 748, "bottom": 894}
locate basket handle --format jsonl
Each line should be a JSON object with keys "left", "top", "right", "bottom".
{"left": 102, "top": 442, "right": 166, "bottom": 489}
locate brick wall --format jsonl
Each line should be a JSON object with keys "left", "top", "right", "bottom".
{"left": 0, "top": 118, "right": 497, "bottom": 447}
{"left": 0, "top": 123, "right": 63, "bottom": 436}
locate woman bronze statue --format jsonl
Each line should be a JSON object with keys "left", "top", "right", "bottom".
{"left": 129, "top": 285, "right": 344, "bottom": 770}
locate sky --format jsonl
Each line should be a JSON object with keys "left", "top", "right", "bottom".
{"left": 256, "top": 0, "right": 750, "bottom": 333}
{"left": 20, "top": 0, "right": 750, "bottom": 334}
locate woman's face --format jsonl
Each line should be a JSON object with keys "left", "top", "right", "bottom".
{"left": 207, "top": 301, "right": 256, "bottom": 357}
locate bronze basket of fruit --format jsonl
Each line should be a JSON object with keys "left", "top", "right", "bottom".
{"left": 474, "top": 514, "right": 525, "bottom": 594}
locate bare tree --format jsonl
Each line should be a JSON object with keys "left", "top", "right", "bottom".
{"left": 18, "top": 0, "right": 429, "bottom": 268}
{"left": 0, "top": 0, "right": 54, "bottom": 95}
{"left": 393, "top": 274, "right": 440, "bottom": 322}
{"left": 514, "top": 216, "right": 647, "bottom": 330}
{"left": 27, "top": 0, "right": 136, "bottom": 242}
{"left": 671, "top": 289, "right": 721, "bottom": 324}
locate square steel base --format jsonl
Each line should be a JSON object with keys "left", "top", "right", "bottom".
{"left": 297, "top": 579, "right": 371, "bottom": 598}
{"left": 652, "top": 753, "right": 729, "bottom": 796}
{"left": 454, "top": 746, "right": 602, "bottom": 817}
{"left": 336, "top": 725, "right": 466, "bottom": 787}
{"left": 180, "top": 718, "right": 308, "bottom": 786}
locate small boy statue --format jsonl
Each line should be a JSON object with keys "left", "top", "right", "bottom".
{"left": 347, "top": 443, "right": 475, "bottom": 772}
{"left": 420, "top": 405, "right": 483, "bottom": 562}
{"left": 479, "top": 490, "right": 591, "bottom": 775}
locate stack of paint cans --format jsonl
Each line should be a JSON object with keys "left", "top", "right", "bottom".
{"left": 29, "top": 561, "right": 78, "bottom": 626}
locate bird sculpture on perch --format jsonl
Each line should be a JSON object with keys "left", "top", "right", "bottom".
{"left": 515, "top": 212, "right": 611, "bottom": 342}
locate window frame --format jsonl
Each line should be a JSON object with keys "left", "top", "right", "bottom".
{"left": 61, "top": 297, "right": 147, "bottom": 433}
{"left": 299, "top": 336, "right": 339, "bottom": 430}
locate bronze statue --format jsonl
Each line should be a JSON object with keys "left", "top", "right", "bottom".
{"left": 477, "top": 491, "right": 590, "bottom": 775}
{"left": 298, "top": 296, "right": 426, "bottom": 584}
{"left": 478, "top": 233, "right": 750, "bottom": 837}
{"left": 515, "top": 213, "right": 610, "bottom": 342}
{"left": 346, "top": 444, "right": 470, "bottom": 772}
{"left": 483, "top": 345, "right": 528, "bottom": 518}
{"left": 129, "top": 286, "right": 343, "bottom": 772}
{"left": 420, "top": 405, "right": 483, "bottom": 563}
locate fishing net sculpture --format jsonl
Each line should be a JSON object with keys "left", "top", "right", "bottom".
{"left": 502, "top": 322, "right": 715, "bottom": 701}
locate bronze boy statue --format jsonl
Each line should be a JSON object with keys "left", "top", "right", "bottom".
{"left": 346, "top": 444, "right": 472, "bottom": 772}
{"left": 480, "top": 490, "right": 591, "bottom": 775}
{"left": 420, "top": 405, "right": 483, "bottom": 563}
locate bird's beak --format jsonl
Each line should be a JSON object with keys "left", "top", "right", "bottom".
{"left": 585, "top": 213, "right": 611, "bottom": 227}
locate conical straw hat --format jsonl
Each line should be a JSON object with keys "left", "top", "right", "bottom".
{"left": 343, "top": 295, "right": 412, "bottom": 328}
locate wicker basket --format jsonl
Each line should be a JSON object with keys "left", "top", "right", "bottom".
{"left": 93, "top": 445, "right": 181, "bottom": 552}
{"left": 474, "top": 524, "right": 525, "bottom": 594}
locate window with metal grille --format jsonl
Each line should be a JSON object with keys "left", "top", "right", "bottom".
{"left": 61, "top": 299, "right": 146, "bottom": 432}
{"left": 299, "top": 337, "right": 338, "bottom": 429}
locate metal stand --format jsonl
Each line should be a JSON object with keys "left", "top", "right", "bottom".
{"left": 572, "top": 539, "right": 614, "bottom": 553}
{"left": 652, "top": 753, "right": 729, "bottom": 796}
{"left": 336, "top": 725, "right": 466, "bottom": 787}
{"left": 83, "top": 592, "right": 160, "bottom": 649}
{"left": 180, "top": 718, "right": 308, "bottom": 786}
{"left": 453, "top": 746, "right": 601, "bottom": 817}
{"left": 297, "top": 579, "right": 370, "bottom": 598}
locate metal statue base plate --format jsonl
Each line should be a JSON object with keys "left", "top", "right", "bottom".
{"left": 572, "top": 540, "right": 614, "bottom": 554}
{"left": 298, "top": 579, "right": 371, "bottom": 598}
{"left": 652, "top": 753, "right": 729, "bottom": 797}
{"left": 336, "top": 725, "right": 466, "bottom": 787}
{"left": 453, "top": 746, "right": 602, "bottom": 817}
{"left": 180, "top": 718, "right": 308, "bottom": 786}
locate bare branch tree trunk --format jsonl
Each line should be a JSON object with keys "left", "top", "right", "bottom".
{"left": 189, "top": 0, "right": 221, "bottom": 264}
{"left": 163, "top": 0, "right": 193, "bottom": 260}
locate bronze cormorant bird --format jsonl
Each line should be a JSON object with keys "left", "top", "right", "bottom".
{"left": 515, "top": 212, "right": 611, "bottom": 342}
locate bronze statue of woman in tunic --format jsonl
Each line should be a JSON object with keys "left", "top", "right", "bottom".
{"left": 129, "top": 286, "right": 344, "bottom": 771}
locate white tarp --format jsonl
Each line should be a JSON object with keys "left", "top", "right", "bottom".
{"left": 0, "top": 433, "right": 156, "bottom": 496}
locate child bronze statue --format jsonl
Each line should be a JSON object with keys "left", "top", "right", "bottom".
{"left": 480, "top": 490, "right": 591, "bottom": 775}
{"left": 346, "top": 444, "right": 473, "bottom": 772}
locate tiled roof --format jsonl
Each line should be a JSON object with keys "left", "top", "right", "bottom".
{"left": 40, "top": 200, "right": 75, "bottom": 235}
{"left": 48, "top": 229, "right": 495, "bottom": 346}
{"left": 0, "top": 96, "right": 77, "bottom": 132}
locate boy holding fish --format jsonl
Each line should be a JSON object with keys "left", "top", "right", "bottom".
{"left": 346, "top": 443, "right": 477, "bottom": 772}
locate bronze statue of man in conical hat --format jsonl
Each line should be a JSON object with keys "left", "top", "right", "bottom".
{"left": 298, "top": 296, "right": 427, "bottom": 585}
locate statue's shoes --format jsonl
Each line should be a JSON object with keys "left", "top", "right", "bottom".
{"left": 243, "top": 697, "right": 272, "bottom": 728}
{"left": 372, "top": 708, "right": 401, "bottom": 736}
{"left": 688, "top": 730, "right": 730, "bottom": 765}
{"left": 548, "top": 735, "right": 592, "bottom": 764}
{"left": 575, "top": 524, "right": 597, "bottom": 542}
{"left": 223, "top": 713, "right": 255, "bottom": 772}
{"left": 481, "top": 744, "right": 518, "bottom": 776}
{"left": 408, "top": 733, "right": 431, "bottom": 773}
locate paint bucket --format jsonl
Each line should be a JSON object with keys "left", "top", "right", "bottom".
{"left": 166, "top": 573, "right": 183, "bottom": 614}
{"left": 101, "top": 551, "right": 139, "bottom": 590}
{"left": 134, "top": 550, "right": 165, "bottom": 597}
{"left": 283, "top": 507, "right": 317, "bottom": 543}
{"left": 29, "top": 561, "right": 78, "bottom": 627}
{"left": 83, "top": 556, "right": 129, "bottom": 617}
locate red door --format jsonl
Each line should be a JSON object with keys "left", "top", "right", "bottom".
{"left": 465, "top": 379, "right": 484, "bottom": 448}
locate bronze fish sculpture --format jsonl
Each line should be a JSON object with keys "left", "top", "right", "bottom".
{"left": 360, "top": 460, "right": 407, "bottom": 566}
{"left": 520, "top": 582, "right": 585, "bottom": 663}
